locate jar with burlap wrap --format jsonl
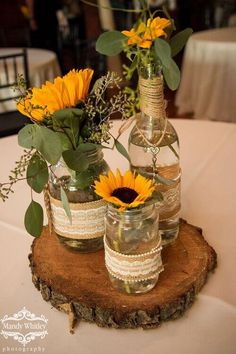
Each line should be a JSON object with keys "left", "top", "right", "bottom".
{"left": 104, "top": 203, "right": 163, "bottom": 294}
{"left": 48, "top": 147, "right": 109, "bottom": 252}
{"left": 128, "top": 63, "right": 181, "bottom": 246}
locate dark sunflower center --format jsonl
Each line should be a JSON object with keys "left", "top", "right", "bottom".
{"left": 111, "top": 187, "right": 138, "bottom": 204}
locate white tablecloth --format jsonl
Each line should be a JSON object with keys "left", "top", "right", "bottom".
{"left": 0, "top": 119, "right": 236, "bottom": 354}
{"left": 175, "top": 28, "right": 236, "bottom": 122}
{"left": 0, "top": 48, "right": 61, "bottom": 112}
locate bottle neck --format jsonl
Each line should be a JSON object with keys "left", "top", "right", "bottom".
{"left": 138, "top": 64, "right": 166, "bottom": 122}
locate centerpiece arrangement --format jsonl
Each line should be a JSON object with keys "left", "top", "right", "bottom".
{"left": 0, "top": 69, "right": 130, "bottom": 252}
{"left": 0, "top": 1, "right": 217, "bottom": 334}
{"left": 96, "top": 9, "right": 192, "bottom": 246}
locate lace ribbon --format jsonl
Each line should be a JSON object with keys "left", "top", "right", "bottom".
{"left": 104, "top": 237, "right": 164, "bottom": 282}
{"left": 49, "top": 194, "right": 107, "bottom": 239}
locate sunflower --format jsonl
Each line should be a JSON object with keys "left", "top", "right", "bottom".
{"left": 17, "top": 68, "right": 93, "bottom": 121}
{"left": 94, "top": 169, "right": 155, "bottom": 211}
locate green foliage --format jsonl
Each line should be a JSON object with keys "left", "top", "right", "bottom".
{"left": 114, "top": 139, "right": 131, "bottom": 163}
{"left": 24, "top": 200, "right": 43, "bottom": 237}
{"left": 34, "top": 126, "right": 62, "bottom": 164}
{"left": 96, "top": 31, "right": 127, "bottom": 56}
{"left": 0, "top": 149, "right": 34, "bottom": 202}
{"left": 62, "top": 149, "right": 89, "bottom": 172}
{"left": 26, "top": 154, "right": 48, "bottom": 193}
{"left": 18, "top": 125, "right": 37, "bottom": 149}
{"left": 74, "top": 169, "right": 96, "bottom": 190}
{"left": 18, "top": 125, "right": 62, "bottom": 164}
{"left": 52, "top": 108, "right": 84, "bottom": 149}
{"left": 162, "top": 58, "right": 180, "bottom": 91}
{"left": 154, "top": 38, "right": 171, "bottom": 69}
{"left": 60, "top": 186, "right": 72, "bottom": 224}
{"left": 170, "top": 28, "right": 193, "bottom": 57}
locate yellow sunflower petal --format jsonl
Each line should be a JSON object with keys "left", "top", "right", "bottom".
{"left": 107, "top": 170, "right": 119, "bottom": 190}
{"left": 122, "top": 170, "right": 135, "bottom": 189}
{"left": 115, "top": 169, "right": 123, "bottom": 188}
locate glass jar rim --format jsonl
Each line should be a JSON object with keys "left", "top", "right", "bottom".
{"left": 107, "top": 202, "right": 158, "bottom": 220}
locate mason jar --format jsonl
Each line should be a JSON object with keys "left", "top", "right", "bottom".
{"left": 48, "top": 147, "right": 109, "bottom": 252}
{"left": 104, "top": 203, "right": 163, "bottom": 294}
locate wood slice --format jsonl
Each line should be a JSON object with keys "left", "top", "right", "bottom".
{"left": 29, "top": 219, "right": 217, "bottom": 330}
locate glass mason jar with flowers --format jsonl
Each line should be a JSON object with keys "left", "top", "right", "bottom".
{"left": 94, "top": 169, "right": 163, "bottom": 294}
{"left": 96, "top": 5, "right": 192, "bottom": 246}
{"left": 0, "top": 69, "right": 130, "bottom": 252}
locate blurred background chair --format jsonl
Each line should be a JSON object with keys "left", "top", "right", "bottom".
{"left": 0, "top": 48, "right": 29, "bottom": 137}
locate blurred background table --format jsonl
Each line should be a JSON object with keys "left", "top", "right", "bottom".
{"left": 0, "top": 119, "right": 235, "bottom": 354}
{"left": 175, "top": 27, "right": 236, "bottom": 122}
{"left": 0, "top": 47, "right": 61, "bottom": 112}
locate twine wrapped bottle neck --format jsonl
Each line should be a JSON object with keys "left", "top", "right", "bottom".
{"left": 139, "top": 74, "right": 166, "bottom": 119}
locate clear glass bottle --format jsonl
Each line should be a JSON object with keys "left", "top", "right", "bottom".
{"left": 104, "top": 203, "right": 163, "bottom": 294}
{"left": 48, "top": 147, "right": 109, "bottom": 252}
{"left": 128, "top": 64, "right": 181, "bottom": 246}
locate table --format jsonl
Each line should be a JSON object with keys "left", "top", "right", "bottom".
{"left": 0, "top": 47, "right": 61, "bottom": 112}
{"left": 175, "top": 27, "right": 236, "bottom": 122}
{"left": 0, "top": 119, "right": 236, "bottom": 354}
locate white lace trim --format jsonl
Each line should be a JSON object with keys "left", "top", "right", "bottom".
{"left": 104, "top": 237, "right": 163, "bottom": 282}
{"left": 159, "top": 182, "right": 181, "bottom": 214}
{"left": 50, "top": 198, "right": 106, "bottom": 240}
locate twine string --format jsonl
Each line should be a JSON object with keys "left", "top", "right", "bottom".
{"left": 43, "top": 185, "right": 53, "bottom": 234}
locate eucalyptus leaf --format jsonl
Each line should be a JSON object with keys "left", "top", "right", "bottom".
{"left": 60, "top": 186, "right": 72, "bottom": 224}
{"left": 27, "top": 154, "right": 49, "bottom": 193}
{"left": 77, "top": 143, "right": 99, "bottom": 153}
{"left": 114, "top": 139, "right": 131, "bottom": 163}
{"left": 34, "top": 126, "right": 62, "bottom": 164}
{"left": 53, "top": 108, "right": 83, "bottom": 149}
{"left": 154, "top": 38, "right": 172, "bottom": 69}
{"left": 24, "top": 200, "right": 43, "bottom": 237}
{"left": 96, "top": 31, "right": 127, "bottom": 56}
{"left": 152, "top": 190, "right": 164, "bottom": 202}
{"left": 170, "top": 28, "right": 193, "bottom": 57}
{"left": 74, "top": 169, "right": 95, "bottom": 190}
{"left": 52, "top": 108, "right": 84, "bottom": 125}
{"left": 18, "top": 124, "right": 37, "bottom": 149}
{"left": 154, "top": 173, "right": 175, "bottom": 186}
{"left": 62, "top": 149, "right": 89, "bottom": 172}
{"left": 56, "top": 132, "right": 73, "bottom": 152}
{"left": 162, "top": 58, "right": 180, "bottom": 91}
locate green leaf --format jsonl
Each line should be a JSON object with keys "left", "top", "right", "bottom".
{"left": 56, "top": 132, "right": 73, "bottom": 152}
{"left": 18, "top": 124, "right": 37, "bottom": 149}
{"left": 34, "top": 126, "right": 62, "bottom": 164}
{"left": 24, "top": 200, "right": 43, "bottom": 237}
{"left": 62, "top": 149, "right": 89, "bottom": 172}
{"left": 154, "top": 173, "right": 175, "bottom": 186}
{"left": 170, "top": 28, "right": 193, "bottom": 57}
{"left": 53, "top": 108, "right": 84, "bottom": 149}
{"left": 114, "top": 139, "right": 130, "bottom": 163}
{"left": 53, "top": 108, "right": 83, "bottom": 124}
{"left": 77, "top": 143, "right": 99, "bottom": 153}
{"left": 162, "top": 58, "right": 180, "bottom": 91}
{"left": 154, "top": 38, "right": 171, "bottom": 69}
{"left": 152, "top": 190, "right": 164, "bottom": 202}
{"left": 74, "top": 169, "right": 95, "bottom": 190}
{"left": 27, "top": 154, "right": 49, "bottom": 193}
{"left": 96, "top": 31, "right": 127, "bottom": 56}
{"left": 60, "top": 186, "right": 72, "bottom": 224}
